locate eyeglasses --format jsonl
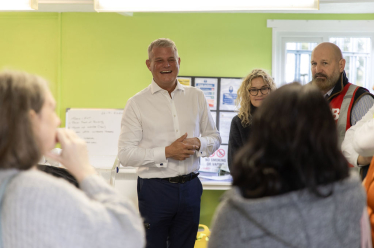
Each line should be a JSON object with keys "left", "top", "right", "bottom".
{"left": 249, "top": 86, "right": 270, "bottom": 96}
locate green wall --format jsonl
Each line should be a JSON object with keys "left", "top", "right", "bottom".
{"left": 0, "top": 13, "right": 59, "bottom": 96}
{"left": 1, "top": 11, "right": 374, "bottom": 227}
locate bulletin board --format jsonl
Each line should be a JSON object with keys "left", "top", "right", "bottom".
{"left": 178, "top": 76, "right": 242, "bottom": 173}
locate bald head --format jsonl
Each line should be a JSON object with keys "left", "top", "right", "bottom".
{"left": 312, "top": 42, "right": 343, "bottom": 62}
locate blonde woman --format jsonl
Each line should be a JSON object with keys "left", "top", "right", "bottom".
{"left": 228, "top": 69, "right": 276, "bottom": 170}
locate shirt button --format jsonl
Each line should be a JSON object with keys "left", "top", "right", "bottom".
{"left": 176, "top": 130, "right": 178, "bottom": 132}
{"left": 174, "top": 115, "right": 176, "bottom": 117}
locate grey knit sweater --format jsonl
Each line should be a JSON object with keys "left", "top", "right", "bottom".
{"left": 1, "top": 169, "right": 145, "bottom": 248}
{"left": 208, "top": 173, "right": 366, "bottom": 248}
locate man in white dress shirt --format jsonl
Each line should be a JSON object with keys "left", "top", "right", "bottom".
{"left": 118, "top": 38, "right": 221, "bottom": 248}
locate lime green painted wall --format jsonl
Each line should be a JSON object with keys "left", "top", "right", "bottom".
{"left": 59, "top": 12, "right": 374, "bottom": 124}
{"left": 1, "top": 11, "right": 374, "bottom": 227}
{"left": 0, "top": 13, "right": 59, "bottom": 97}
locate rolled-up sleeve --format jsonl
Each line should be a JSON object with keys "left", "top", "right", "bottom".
{"left": 118, "top": 99, "right": 168, "bottom": 168}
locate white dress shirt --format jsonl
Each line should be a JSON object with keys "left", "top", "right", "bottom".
{"left": 342, "top": 104, "right": 374, "bottom": 166}
{"left": 118, "top": 80, "right": 221, "bottom": 179}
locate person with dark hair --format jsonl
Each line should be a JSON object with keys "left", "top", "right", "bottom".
{"left": 228, "top": 69, "right": 276, "bottom": 170}
{"left": 208, "top": 83, "right": 370, "bottom": 248}
{"left": 0, "top": 71, "right": 145, "bottom": 248}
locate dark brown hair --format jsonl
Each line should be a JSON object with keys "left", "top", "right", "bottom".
{"left": 0, "top": 71, "right": 46, "bottom": 170}
{"left": 232, "top": 82, "right": 349, "bottom": 198}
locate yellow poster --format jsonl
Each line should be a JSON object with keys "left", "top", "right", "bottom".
{"left": 177, "top": 77, "right": 192, "bottom": 86}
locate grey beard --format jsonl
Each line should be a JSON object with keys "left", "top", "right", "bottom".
{"left": 312, "top": 73, "right": 341, "bottom": 93}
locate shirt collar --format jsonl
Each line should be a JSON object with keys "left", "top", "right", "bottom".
{"left": 150, "top": 79, "right": 185, "bottom": 95}
{"left": 325, "top": 86, "right": 335, "bottom": 98}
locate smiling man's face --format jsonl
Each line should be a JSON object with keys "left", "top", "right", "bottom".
{"left": 146, "top": 46, "right": 180, "bottom": 89}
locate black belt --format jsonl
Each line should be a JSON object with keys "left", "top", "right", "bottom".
{"left": 161, "top": 173, "right": 199, "bottom": 184}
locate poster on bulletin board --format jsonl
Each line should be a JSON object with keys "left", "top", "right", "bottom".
{"left": 219, "top": 112, "right": 237, "bottom": 144}
{"left": 177, "top": 75, "right": 242, "bottom": 146}
{"left": 220, "top": 78, "right": 241, "bottom": 111}
{"left": 177, "top": 77, "right": 192, "bottom": 86}
{"left": 199, "top": 145, "right": 228, "bottom": 173}
{"left": 195, "top": 77, "right": 218, "bottom": 110}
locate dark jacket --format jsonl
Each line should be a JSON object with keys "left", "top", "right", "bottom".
{"left": 228, "top": 107, "right": 256, "bottom": 171}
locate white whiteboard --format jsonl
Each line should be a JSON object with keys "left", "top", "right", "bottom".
{"left": 65, "top": 108, "right": 123, "bottom": 169}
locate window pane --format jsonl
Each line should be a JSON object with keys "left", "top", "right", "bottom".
{"left": 345, "top": 56, "right": 351, "bottom": 80}
{"left": 357, "top": 38, "right": 370, "bottom": 53}
{"left": 343, "top": 38, "right": 353, "bottom": 52}
{"left": 286, "top": 53, "right": 295, "bottom": 83}
{"left": 300, "top": 43, "right": 311, "bottom": 50}
{"left": 356, "top": 56, "right": 366, "bottom": 87}
{"left": 330, "top": 37, "right": 371, "bottom": 89}
{"left": 309, "top": 43, "right": 317, "bottom": 50}
{"left": 300, "top": 54, "right": 310, "bottom": 84}
{"left": 330, "top": 38, "right": 337, "bottom": 44}
{"left": 286, "top": 43, "right": 296, "bottom": 50}
{"left": 285, "top": 42, "right": 317, "bottom": 84}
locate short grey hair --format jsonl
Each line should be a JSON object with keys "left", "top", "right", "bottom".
{"left": 148, "top": 38, "right": 179, "bottom": 59}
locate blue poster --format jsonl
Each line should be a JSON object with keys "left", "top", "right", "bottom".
{"left": 220, "top": 78, "right": 241, "bottom": 111}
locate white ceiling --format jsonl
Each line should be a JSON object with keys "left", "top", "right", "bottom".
{"left": 24, "top": 0, "right": 374, "bottom": 13}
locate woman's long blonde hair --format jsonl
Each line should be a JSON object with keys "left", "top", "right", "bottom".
{"left": 236, "top": 69, "right": 276, "bottom": 127}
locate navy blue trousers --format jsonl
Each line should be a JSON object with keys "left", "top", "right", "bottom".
{"left": 137, "top": 176, "right": 203, "bottom": 248}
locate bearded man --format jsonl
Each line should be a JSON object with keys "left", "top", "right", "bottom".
{"left": 311, "top": 42, "right": 374, "bottom": 179}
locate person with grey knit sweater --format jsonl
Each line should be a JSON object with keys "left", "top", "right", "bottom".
{"left": 0, "top": 71, "right": 145, "bottom": 248}
{"left": 208, "top": 83, "right": 371, "bottom": 248}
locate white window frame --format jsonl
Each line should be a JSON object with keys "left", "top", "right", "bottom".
{"left": 268, "top": 20, "right": 374, "bottom": 90}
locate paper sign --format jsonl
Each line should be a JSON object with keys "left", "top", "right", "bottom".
{"left": 195, "top": 78, "right": 218, "bottom": 110}
{"left": 177, "top": 77, "right": 192, "bottom": 86}
{"left": 199, "top": 145, "right": 228, "bottom": 173}
{"left": 66, "top": 108, "right": 123, "bottom": 169}
{"left": 219, "top": 112, "right": 237, "bottom": 144}
{"left": 220, "top": 78, "right": 241, "bottom": 111}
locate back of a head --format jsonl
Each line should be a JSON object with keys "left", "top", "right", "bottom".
{"left": 0, "top": 71, "right": 46, "bottom": 170}
{"left": 232, "top": 83, "right": 349, "bottom": 198}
